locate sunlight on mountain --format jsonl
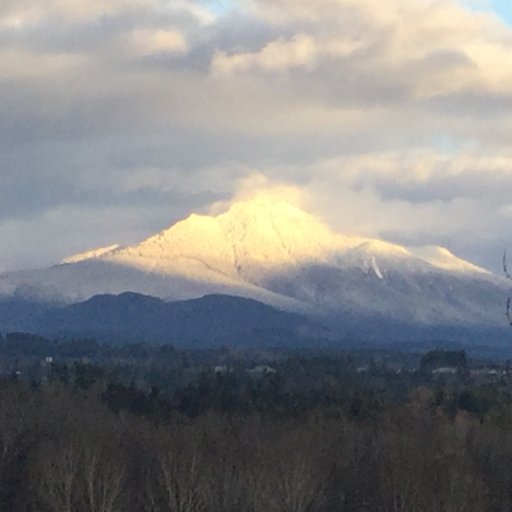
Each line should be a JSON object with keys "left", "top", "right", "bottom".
{"left": 61, "top": 244, "right": 120, "bottom": 264}
{"left": 93, "top": 193, "right": 489, "bottom": 285}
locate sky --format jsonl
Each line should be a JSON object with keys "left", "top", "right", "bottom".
{"left": 489, "top": 0, "right": 512, "bottom": 23}
{"left": 2, "top": 0, "right": 512, "bottom": 273}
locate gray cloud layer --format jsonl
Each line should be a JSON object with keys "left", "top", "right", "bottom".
{"left": 2, "top": 0, "right": 512, "bottom": 272}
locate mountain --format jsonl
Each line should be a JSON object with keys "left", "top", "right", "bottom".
{"left": 0, "top": 293, "right": 327, "bottom": 346}
{"left": 0, "top": 195, "right": 509, "bottom": 344}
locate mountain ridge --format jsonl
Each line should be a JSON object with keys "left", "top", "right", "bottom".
{"left": 71, "top": 196, "right": 490, "bottom": 281}
{"left": 0, "top": 292, "right": 328, "bottom": 346}
{"left": 0, "top": 195, "right": 507, "bottom": 343}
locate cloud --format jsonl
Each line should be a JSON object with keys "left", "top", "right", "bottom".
{"left": 304, "top": 151, "right": 508, "bottom": 236}
{"left": 208, "top": 172, "right": 310, "bottom": 215}
{"left": 2, "top": 0, "right": 512, "bottom": 272}
{"left": 213, "top": 0, "right": 512, "bottom": 104}
{"left": 128, "top": 29, "right": 188, "bottom": 56}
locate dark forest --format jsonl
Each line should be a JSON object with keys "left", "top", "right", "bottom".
{"left": 0, "top": 334, "right": 511, "bottom": 510}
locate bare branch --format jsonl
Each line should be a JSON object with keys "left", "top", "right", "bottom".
{"left": 504, "top": 251, "right": 511, "bottom": 280}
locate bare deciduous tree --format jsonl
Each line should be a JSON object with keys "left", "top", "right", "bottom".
{"left": 33, "top": 440, "right": 81, "bottom": 512}
{"left": 249, "top": 430, "right": 327, "bottom": 512}
{"left": 81, "top": 446, "right": 125, "bottom": 512}
{"left": 144, "top": 429, "right": 209, "bottom": 512}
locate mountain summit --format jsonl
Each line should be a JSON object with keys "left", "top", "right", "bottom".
{"left": 78, "top": 195, "right": 487, "bottom": 281}
{"left": 0, "top": 195, "right": 505, "bottom": 336}
{"left": 102, "top": 197, "right": 364, "bottom": 282}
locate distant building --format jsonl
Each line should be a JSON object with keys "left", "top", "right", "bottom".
{"left": 432, "top": 367, "right": 458, "bottom": 375}
{"left": 248, "top": 365, "right": 276, "bottom": 375}
{"left": 214, "top": 365, "right": 231, "bottom": 374}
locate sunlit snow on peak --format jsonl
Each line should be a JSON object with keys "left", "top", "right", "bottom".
{"left": 354, "top": 240, "right": 412, "bottom": 259}
{"left": 407, "top": 245, "right": 489, "bottom": 274}
{"left": 95, "top": 195, "right": 489, "bottom": 286}
{"left": 104, "top": 195, "right": 359, "bottom": 283}
{"left": 62, "top": 244, "right": 120, "bottom": 264}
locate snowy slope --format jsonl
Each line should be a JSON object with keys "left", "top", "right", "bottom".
{"left": 407, "top": 245, "right": 486, "bottom": 274}
{"left": 103, "top": 197, "right": 365, "bottom": 281}
{"left": 0, "top": 195, "right": 505, "bottom": 329}
{"left": 102, "top": 196, "right": 489, "bottom": 281}
{"left": 61, "top": 244, "right": 120, "bottom": 264}
{"left": 0, "top": 259, "right": 306, "bottom": 311}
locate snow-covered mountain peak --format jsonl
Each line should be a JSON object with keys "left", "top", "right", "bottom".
{"left": 407, "top": 245, "right": 489, "bottom": 274}
{"left": 103, "top": 196, "right": 363, "bottom": 280}
{"left": 0, "top": 195, "right": 501, "bottom": 330}
{"left": 96, "top": 196, "right": 490, "bottom": 282}
{"left": 218, "top": 197, "right": 361, "bottom": 258}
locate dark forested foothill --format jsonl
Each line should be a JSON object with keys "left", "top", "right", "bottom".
{"left": 1, "top": 335, "right": 512, "bottom": 510}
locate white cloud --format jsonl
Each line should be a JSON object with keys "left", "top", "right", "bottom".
{"left": 2, "top": 0, "right": 512, "bottom": 272}
{"left": 0, "top": 0, "right": 139, "bottom": 25}
{"left": 128, "top": 29, "right": 188, "bottom": 56}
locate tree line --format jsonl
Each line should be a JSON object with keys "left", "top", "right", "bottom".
{"left": 3, "top": 335, "right": 512, "bottom": 510}
{"left": 0, "top": 366, "right": 510, "bottom": 510}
